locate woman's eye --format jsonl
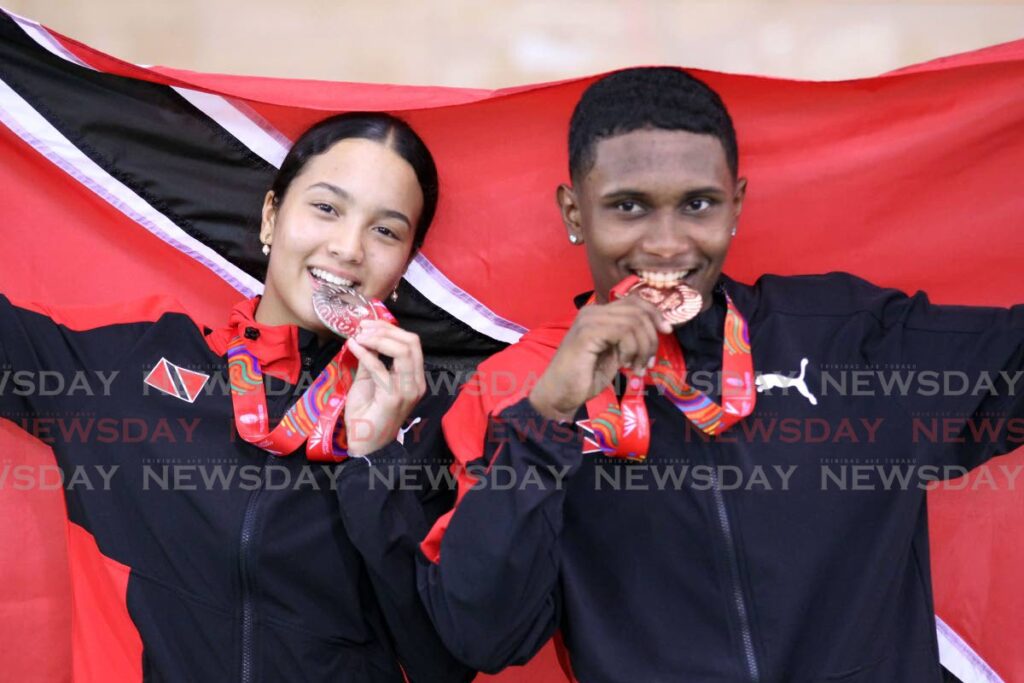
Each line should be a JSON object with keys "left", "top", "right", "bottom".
{"left": 374, "top": 225, "right": 400, "bottom": 240}
{"left": 312, "top": 202, "right": 336, "bottom": 215}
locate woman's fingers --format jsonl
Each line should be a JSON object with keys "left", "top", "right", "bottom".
{"left": 346, "top": 338, "right": 393, "bottom": 395}
{"left": 351, "top": 326, "right": 425, "bottom": 401}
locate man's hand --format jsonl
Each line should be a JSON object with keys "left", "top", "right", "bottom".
{"left": 529, "top": 297, "right": 670, "bottom": 422}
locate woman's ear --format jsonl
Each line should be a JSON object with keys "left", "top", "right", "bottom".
{"left": 260, "top": 190, "right": 277, "bottom": 245}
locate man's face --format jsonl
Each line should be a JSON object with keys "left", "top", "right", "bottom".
{"left": 559, "top": 128, "right": 746, "bottom": 309}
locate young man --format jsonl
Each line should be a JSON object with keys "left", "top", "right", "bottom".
{"left": 340, "top": 68, "right": 1024, "bottom": 682}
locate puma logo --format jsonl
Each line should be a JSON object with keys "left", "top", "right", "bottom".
{"left": 397, "top": 417, "right": 423, "bottom": 445}
{"left": 756, "top": 358, "right": 818, "bottom": 406}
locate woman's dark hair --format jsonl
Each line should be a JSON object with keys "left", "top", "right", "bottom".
{"left": 270, "top": 112, "right": 439, "bottom": 250}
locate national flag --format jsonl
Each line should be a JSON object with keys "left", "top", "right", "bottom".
{"left": 1, "top": 8, "right": 1022, "bottom": 682}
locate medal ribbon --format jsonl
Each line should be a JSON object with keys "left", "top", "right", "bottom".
{"left": 227, "top": 300, "right": 395, "bottom": 462}
{"left": 584, "top": 284, "right": 755, "bottom": 461}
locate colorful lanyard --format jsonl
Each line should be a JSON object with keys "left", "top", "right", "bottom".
{"left": 582, "top": 286, "right": 756, "bottom": 461}
{"left": 227, "top": 302, "right": 395, "bottom": 462}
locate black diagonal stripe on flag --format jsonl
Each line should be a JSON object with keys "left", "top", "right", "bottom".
{"left": 166, "top": 363, "right": 190, "bottom": 401}
{"left": 0, "top": 12, "right": 507, "bottom": 368}
{"left": 0, "top": 11, "right": 271, "bottom": 279}
{"left": 391, "top": 279, "right": 507, "bottom": 371}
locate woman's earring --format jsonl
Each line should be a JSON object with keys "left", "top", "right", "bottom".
{"left": 262, "top": 243, "right": 271, "bottom": 256}
{"left": 390, "top": 289, "right": 399, "bottom": 302}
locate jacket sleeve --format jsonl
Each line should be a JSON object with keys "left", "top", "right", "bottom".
{"left": 416, "top": 394, "right": 583, "bottom": 673}
{"left": 0, "top": 294, "right": 152, "bottom": 427}
{"left": 335, "top": 375, "right": 476, "bottom": 682}
{"left": 0, "top": 295, "right": 36, "bottom": 421}
{"left": 875, "top": 288, "right": 1024, "bottom": 469}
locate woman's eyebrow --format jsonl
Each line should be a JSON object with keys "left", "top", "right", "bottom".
{"left": 308, "top": 181, "right": 411, "bottom": 227}
{"left": 378, "top": 209, "right": 412, "bottom": 228}
{"left": 307, "top": 181, "right": 351, "bottom": 200}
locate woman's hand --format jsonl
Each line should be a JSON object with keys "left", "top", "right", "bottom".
{"left": 344, "top": 320, "right": 427, "bottom": 457}
{"left": 529, "top": 296, "right": 670, "bottom": 422}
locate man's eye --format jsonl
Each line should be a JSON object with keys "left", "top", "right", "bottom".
{"left": 685, "top": 198, "right": 713, "bottom": 212}
{"left": 374, "top": 225, "right": 399, "bottom": 240}
{"left": 616, "top": 200, "right": 644, "bottom": 214}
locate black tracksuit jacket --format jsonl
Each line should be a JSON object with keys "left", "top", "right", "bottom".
{"left": 338, "top": 273, "right": 1024, "bottom": 683}
{"left": 0, "top": 294, "right": 474, "bottom": 682}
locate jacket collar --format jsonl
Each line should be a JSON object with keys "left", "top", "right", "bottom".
{"left": 205, "top": 296, "right": 316, "bottom": 384}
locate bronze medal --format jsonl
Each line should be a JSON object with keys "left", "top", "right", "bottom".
{"left": 628, "top": 280, "right": 703, "bottom": 326}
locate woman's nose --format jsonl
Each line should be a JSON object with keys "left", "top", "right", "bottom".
{"left": 327, "top": 223, "right": 364, "bottom": 263}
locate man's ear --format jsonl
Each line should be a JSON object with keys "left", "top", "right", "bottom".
{"left": 557, "top": 183, "right": 584, "bottom": 245}
{"left": 733, "top": 177, "right": 748, "bottom": 221}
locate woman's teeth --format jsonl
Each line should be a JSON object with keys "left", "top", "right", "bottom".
{"left": 310, "top": 268, "right": 354, "bottom": 287}
{"left": 637, "top": 270, "right": 691, "bottom": 289}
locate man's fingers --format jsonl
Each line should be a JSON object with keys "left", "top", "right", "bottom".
{"left": 613, "top": 296, "right": 673, "bottom": 335}
{"left": 625, "top": 324, "right": 660, "bottom": 374}
{"left": 575, "top": 306, "right": 663, "bottom": 370}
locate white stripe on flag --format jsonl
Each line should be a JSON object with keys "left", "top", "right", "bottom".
{"left": 937, "top": 616, "right": 1004, "bottom": 683}
{"left": 405, "top": 254, "right": 525, "bottom": 343}
{"left": 171, "top": 88, "right": 288, "bottom": 168}
{"left": 6, "top": 8, "right": 288, "bottom": 172}
{"left": 0, "top": 76, "right": 263, "bottom": 297}
{"left": 4, "top": 9, "right": 94, "bottom": 70}
{"left": 7, "top": 9, "right": 528, "bottom": 341}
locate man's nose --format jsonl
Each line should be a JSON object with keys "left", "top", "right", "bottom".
{"left": 642, "top": 213, "right": 695, "bottom": 259}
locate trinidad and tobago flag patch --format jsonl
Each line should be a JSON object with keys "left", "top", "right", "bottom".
{"left": 144, "top": 358, "right": 210, "bottom": 403}
{"left": 575, "top": 418, "right": 605, "bottom": 455}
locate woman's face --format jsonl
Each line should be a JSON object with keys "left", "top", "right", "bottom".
{"left": 256, "top": 138, "right": 424, "bottom": 337}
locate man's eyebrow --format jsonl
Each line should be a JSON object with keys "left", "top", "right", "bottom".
{"left": 600, "top": 188, "right": 653, "bottom": 200}
{"left": 600, "top": 186, "right": 727, "bottom": 200}
{"left": 681, "top": 186, "right": 728, "bottom": 197}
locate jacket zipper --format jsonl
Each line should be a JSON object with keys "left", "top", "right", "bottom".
{"left": 238, "top": 453, "right": 270, "bottom": 683}
{"left": 707, "top": 454, "right": 761, "bottom": 682}
{"left": 237, "top": 344, "right": 322, "bottom": 682}
{"left": 237, "top": 348, "right": 325, "bottom": 681}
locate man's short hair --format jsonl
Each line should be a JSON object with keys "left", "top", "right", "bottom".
{"left": 568, "top": 67, "right": 739, "bottom": 181}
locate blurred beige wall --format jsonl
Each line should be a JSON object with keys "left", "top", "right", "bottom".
{"left": 8, "top": 1, "right": 1024, "bottom": 86}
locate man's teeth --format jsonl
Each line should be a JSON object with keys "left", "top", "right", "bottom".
{"left": 637, "top": 270, "right": 690, "bottom": 288}
{"left": 310, "top": 268, "right": 354, "bottom": 287}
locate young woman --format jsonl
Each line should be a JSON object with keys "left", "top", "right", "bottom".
{"left": 0, "top": 113, "right": 473, "bottom": 682}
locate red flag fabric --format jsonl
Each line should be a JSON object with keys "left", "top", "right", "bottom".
{"left": 0, "top": 8, "right": 1021, "bottom": 682}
